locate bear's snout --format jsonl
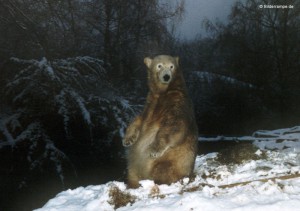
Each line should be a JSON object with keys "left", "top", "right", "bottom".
{"left": 159, "top": 69, "right": 172, "bottom": 84}
{"left": 163, "top": 74, "right": 171, "bottom": 82}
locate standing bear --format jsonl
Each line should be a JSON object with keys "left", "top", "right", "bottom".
{"left": 123, "top": 55, "right": 198, "bottom": 188}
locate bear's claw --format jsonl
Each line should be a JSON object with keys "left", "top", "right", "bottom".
{"left": 150, "top": 151, "right": 162, "bottom": 158}
{"left": 122, "top": 135, "right": 137, "bottom": 147}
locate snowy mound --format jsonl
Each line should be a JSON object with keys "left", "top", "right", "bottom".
{"left": 36, "top": 127, "right": 300, "bottom": 211}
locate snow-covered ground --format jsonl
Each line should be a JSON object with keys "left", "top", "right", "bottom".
{"left": 35, "top": 126, "right": 300, "bottom": 211}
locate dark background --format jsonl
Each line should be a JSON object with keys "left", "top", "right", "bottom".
{"left": 0, "top": 0, "right": 299, "bottom": 210}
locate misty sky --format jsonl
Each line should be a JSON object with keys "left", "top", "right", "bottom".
{"left": 177, "top": 0, "right": 238, "bottom": 39}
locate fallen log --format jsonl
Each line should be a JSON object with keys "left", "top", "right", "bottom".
{"left": 182, "top": 173, "right": 300, "bottom": 193}
{"left": 218, "top": 173, "right": 300, "bottom": 189}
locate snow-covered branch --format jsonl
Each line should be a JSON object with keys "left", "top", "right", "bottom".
{"left": 0, "top": 56, "right": 138, "bottom": 188}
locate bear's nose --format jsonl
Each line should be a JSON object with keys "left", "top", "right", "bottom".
{"left": 163, "top": 74, "right": 170, "bottom": 82}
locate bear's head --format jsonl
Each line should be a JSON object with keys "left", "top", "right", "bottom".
{"left": 144, "top": 55, "right": 180, "bottom": 93}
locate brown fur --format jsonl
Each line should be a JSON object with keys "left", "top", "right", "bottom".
{"left": 123, "top": 55, "right": 198, "bottom": 188}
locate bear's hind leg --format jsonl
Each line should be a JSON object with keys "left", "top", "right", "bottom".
{"left": 151, "top": 160, "right": 183, "bottom": 185}
{"left": 127, "top": 168, "right": 140, "bottom": 189}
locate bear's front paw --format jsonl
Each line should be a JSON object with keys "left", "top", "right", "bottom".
{"left": 149, "top": 150, "right": 163, "bottom": 158}
{"left": 149, "top": 147, "right": 166, "bottom": 158}
{"left": 149, "top": 145, "right": 169, "bottom": 158}
{"left": 122, "top": 134, "right": 137, "bottom": 147}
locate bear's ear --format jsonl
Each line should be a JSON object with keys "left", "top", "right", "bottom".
{"left": 144, "top": 57, "right": 152, "bottom": 68}
{"left": 175, "top": 56, "right": 179, "bottom": 66}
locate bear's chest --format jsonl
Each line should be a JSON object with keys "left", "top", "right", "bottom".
{"left": 141, "top": 96, "right": 169, "bottom": 126}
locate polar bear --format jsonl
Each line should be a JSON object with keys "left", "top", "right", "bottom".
{"left": 123, "top": 55, "right": 198, "bottom": 188}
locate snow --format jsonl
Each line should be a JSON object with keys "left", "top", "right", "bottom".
{"left": 69, "top": 90, "right": 92, "bottom": 125}
{"left": 191, "top": 71, "right": 254, "bottom": 88}
{"left": 38, "top": 57, "right": 56, "bottom": 80}
{"left": 35, "top": 126, "right": 300, "bottom": 211}
{"left": 0, "top": 113, "right": 21, "bottom": 147}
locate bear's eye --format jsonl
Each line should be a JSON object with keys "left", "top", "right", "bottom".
{"left": 170, "top": 65, "right": 174, "bottom": 69}
{"left": 157, "top": 64, "right": 162, "bottom": 69}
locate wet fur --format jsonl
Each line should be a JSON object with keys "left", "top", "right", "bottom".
{"left": 123, "top": 55, "right": 198, "bottom": 188}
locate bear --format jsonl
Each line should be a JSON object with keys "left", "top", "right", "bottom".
{"left": 122, "top": 55, "right": 198, "bottom": 188}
